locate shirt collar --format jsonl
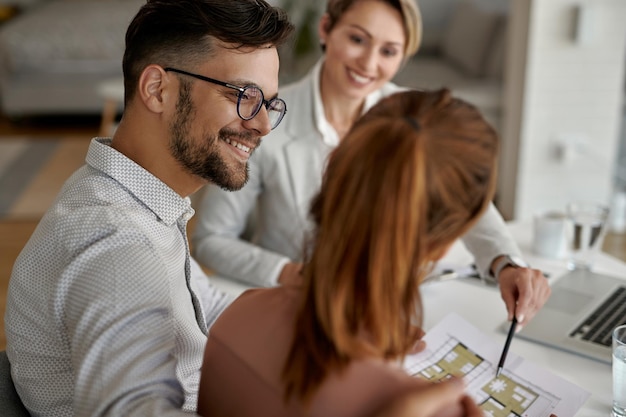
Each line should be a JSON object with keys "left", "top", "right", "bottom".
{"left": 85, "top": 138, "right": 194, "bottom": 226}
{"left": 311, "top": 59, "right": 339, "bottom": 147}
{"left": 312, "top": 58, "right": 388, "bottom": 147}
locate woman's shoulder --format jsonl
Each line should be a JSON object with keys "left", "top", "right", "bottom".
{"left": 211, "top": 286, "right": 301, "bottom": 334}
{"left": 235, "top": 286, "right": 300, "bottom": 308}
{"left": 281, "top": 72, "right": 312, "bottom": 95}
{"left": 379, "top": 81, "right": 407, "bottom": 98}
{"left": 206, "top": 286, "right": 302, "bottom": 384}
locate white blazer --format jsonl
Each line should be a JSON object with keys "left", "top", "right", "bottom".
{"left": 192, "top": 61, "right": 521, "bottom": 287}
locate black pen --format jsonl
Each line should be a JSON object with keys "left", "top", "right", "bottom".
{"left": 496, "top": 316, "right": 517, "bottom": 377}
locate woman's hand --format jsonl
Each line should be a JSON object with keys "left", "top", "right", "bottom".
{"left": 408, "top": 326, "right": 426, "bottom": 354}
{"left": 498, "top": 266, "right": 551, "bottom": 330}
{"left": 370, "top": 378, "right": 482, "bottom": 417}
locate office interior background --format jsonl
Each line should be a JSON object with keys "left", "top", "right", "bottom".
{"left": 0, "top": 0, "right": 624, "bottom": 350}
{"left": 278, "top": 0, "right": 626, "bottom": 224}
{"left": 0, "top": 0, "right": 624, "bottom": 221}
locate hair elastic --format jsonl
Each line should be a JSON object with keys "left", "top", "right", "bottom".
{"left": 404, "top": 116, "right": 421, "bottom": 131}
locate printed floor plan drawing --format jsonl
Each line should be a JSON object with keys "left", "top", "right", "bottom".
{"left": 402, "top": 313, "right": 590, "bottom": 417}
{"left": 405, "top": 337, "right": 559, "bottom": 416}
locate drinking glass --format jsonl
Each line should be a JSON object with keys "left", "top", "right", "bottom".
{"left": 565, "top": 202, "right": 609, "bottom": 270}
{"left": 613, "top": 324, "right": 626, "bottom": 417}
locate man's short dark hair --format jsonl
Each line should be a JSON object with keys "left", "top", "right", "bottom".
{"left": 122, "top": 0, "right": 294, "bottom": 103}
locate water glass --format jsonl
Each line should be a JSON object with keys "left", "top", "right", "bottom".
{"left": 613, "top": 324, "right": 626, "bottom": 417}
{"left": 565, "top": 202, "right": 609, "bottom": 270}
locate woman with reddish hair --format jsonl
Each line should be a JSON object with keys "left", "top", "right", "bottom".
{"left": 198, "top": 89, "right": 497, "bottom": 417}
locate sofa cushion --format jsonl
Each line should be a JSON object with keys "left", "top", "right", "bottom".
{"left": 393, "top": 57, "right": 502, "bottom": 112}
{"left": 484, "top": 16, "right": 508, "bottom": 79}
{"left": 440, "top": 1, "right": 501, "bottom": 77}
{"left": 0, "top": 0, "right": 143, "bottom": 74}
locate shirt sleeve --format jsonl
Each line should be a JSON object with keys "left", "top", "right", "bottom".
{"left": 64, "top": 229, "right": 196, "bottom": 417}
{"left": 189, "top": 256, "right": 234, "bottom": 328}
{"left": 460, "top": 203, "right": 523, "bottom": 277}
{"left": 191, "top": 153, "right": 291, "bottom": 287}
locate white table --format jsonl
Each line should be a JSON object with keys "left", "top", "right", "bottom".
{"left": 209, "top": 221, "right": 623, "bottom": 416}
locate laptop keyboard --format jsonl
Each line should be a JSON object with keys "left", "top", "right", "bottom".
{"left": 569, "top": 286, "right": 626, "bottom": 347}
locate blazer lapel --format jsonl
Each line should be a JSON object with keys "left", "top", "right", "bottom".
{"left": 281, "top": 67, "right": 329, "bottom": 222}
{"left": 283, "top": 135, "right": 327, "bottom": 222}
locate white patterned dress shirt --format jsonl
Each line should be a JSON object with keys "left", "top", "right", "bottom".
{"left": 5, "top": 137, "right": 233, "bottom": 416}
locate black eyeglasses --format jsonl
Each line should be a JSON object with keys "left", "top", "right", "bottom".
{"left": 164, "top": 67, "right": 286, "bottom": 130}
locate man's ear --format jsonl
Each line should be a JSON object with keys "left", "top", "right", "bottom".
{"left": 138, "top": 65, "right": 171, "bottom": 114}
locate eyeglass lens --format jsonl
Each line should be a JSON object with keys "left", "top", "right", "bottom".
{"left": 238, "top": 86, "right": 285, "bottom": 129}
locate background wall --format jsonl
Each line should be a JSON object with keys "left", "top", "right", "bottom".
{"left": 274, "top": 0, "right": 626, "bottom": 222}
{"left": 418, "top": 0, "right": 510, "bottom": 48}
{"left": 500, "top": 0, "right": 626, "bottom": 220}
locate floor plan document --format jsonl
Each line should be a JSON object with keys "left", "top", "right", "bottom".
{"left": 402, "top": 313, "right": 590, "bottom": 417}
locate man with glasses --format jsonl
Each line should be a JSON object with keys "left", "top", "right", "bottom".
{"left": 164, "top": 67, "right": 287, "bottom": 131}
{"left": 5, "top": 1, "right": 293, "bottom": 416}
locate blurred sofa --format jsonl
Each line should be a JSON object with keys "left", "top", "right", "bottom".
{"left": 279, "top": 0, "right": 509, "bottom": 132}
{"left": 0, "top": 0, "right": 507, "bottom": 123}
{"left": 0, "top": 0, "right": 143, "bottom": 118}
{"left": 393, "top": 0, "right": 509, "bottom": 131}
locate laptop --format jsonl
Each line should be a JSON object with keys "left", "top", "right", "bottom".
{"left": 514, "top": 269, "right": 626, "bottom": 364}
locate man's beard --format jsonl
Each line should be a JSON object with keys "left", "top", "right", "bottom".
{"left": 168, "top": 82, "right": 257, "bottom": 191}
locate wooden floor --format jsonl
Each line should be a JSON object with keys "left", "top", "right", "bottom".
{"left": 1, "top": 114, "right": 626, "bottom": 351}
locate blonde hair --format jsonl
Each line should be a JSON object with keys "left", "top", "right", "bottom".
{"left": 324, "top": 0, "right": 422, "bottom": 58}
{"left": 282, "top": 89, "right": 499, "bottom": 404}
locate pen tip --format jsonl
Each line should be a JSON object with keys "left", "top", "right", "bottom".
{"left": 496, "top": 368, "right": 501, "bottom": 377}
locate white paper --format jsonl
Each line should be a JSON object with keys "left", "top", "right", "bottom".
{"left": 402, "top": 313, "right": 590, "bottom": 417}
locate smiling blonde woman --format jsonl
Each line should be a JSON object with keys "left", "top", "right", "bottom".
{"left": 193, "top": 0, "right": 550, "bottom": 336}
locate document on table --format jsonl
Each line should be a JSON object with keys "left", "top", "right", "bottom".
{"left": 402, "top": 313, "right": 590, "bottom": 417}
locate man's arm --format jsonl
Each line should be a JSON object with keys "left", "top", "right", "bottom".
{"left": 66, "top": 235, "right": 197, "bottom": 416}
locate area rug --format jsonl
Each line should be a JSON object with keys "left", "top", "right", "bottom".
{"left": 0, "top": 136, "right": 91, "bottom": 219}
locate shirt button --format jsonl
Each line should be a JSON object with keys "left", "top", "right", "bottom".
{"left": 182, "top": 212, "right": 192, "bottom": 221}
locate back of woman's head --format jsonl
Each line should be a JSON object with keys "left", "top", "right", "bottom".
{"left": 282, "top": 88, "right": 498, "bottom": 404}
{"left": 350, "top": 88, "right": 499, "bottom": 253}
{"left": 324, "top": 0, "right": 422, "bottom": 58}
